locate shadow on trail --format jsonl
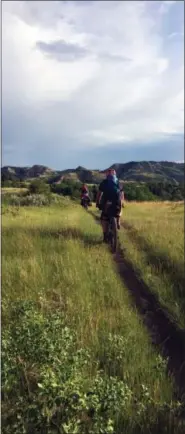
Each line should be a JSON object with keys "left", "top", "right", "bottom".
{"left": 34, "top": 226, "right": 103, "bottom": 248}
{"left": 89, "top": 211, "right": 185, "bottom": 400}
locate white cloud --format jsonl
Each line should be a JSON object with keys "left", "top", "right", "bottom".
{"left": 2, "top": 8, "right": 99, "bottom": 104}
{"left": 168, "top": 31, "right": 184, "bottom": 40}
{"left": 2, "top": 0, "right": 184, "bottom": 157}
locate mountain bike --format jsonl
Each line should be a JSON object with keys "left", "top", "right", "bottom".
{"left": 105, "top": 202, "right": 118, "bottom": 253}
{"left": 81, "top": 196, "right": 91, "bottom": 210}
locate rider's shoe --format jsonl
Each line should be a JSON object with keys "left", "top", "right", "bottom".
{"left": 103, "top": 233, "right": 108, "bottom": 243}
{"left": 117, "top": 221, "right": 120, "bottom": 230}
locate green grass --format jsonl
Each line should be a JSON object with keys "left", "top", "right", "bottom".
{"left": 1, "top": 187, "right": 28, "bottom": 194}
{"left": 2, "top": 200, "right": 184, "bottom": 433}
{"left": 119, "top": 201, "right": 184, "bottom": 327}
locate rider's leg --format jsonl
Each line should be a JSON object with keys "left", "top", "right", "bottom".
{"left": 116, "top": 216, "right": 120, "bottom": 230}
{"left": 116, "top": 200, "right": 122, "bottom": 229}
{"left": 102, "top": 220, "right": 108, "bottom": 237}
{"left": 101, "top": 213, "right": 108, "bottom": 241}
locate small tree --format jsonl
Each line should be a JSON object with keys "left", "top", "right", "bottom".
{"left": 29, "top": 180, "right": 50, "bottom": 195}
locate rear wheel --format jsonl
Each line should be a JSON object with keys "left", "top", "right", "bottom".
{"left": 108, "top": 217, "right": 117, "bottom": 253}
{"left": 82, "top": 199, "right": 88, "bottom": 209}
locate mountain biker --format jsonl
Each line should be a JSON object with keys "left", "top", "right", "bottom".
{"left": 81, "top": 184, "right": 88, "bottom": 195}
{"left": 96, "top": 169, "right": 122, "bottom": 242}
{"left": 81, "top": 184, "right": 90, "bottom": 206}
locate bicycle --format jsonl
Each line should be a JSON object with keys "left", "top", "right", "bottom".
{"left": 81, "top": 196, "right": 90, "bottom": 210}
{"left": 105, "top": 202, "right": 118, "bottom": 253}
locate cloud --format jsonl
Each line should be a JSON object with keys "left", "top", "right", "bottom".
{"left": 36, "top": 38, "right": 131, "bottom": 63}
{"left": 36, "top": 39, "right": 89, "bottom": 62}
{"left": 2, "top": 0, "right": 184, "bottom": 168}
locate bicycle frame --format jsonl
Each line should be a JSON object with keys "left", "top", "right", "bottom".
{"left": 105, "top": 202, "right": 117, "bottom": 253}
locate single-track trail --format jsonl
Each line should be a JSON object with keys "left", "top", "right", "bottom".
{"left": 114, "top": 243, "right": 185, "bottom": 400}
{"left": 89, "top": 207, "right": 185, "bottom": 401}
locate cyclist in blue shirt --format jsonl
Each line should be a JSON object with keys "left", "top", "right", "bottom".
{"left": 96, "top": 169, "right": 122, "bottom": 242}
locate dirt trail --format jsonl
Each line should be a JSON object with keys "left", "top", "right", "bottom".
{"left": 114, "top": 245, "right": 185, "bottom": 400}
{"left": 89, "top": 210, "right": 185, "bottom": 400}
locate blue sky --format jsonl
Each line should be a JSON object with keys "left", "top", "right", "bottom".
{"left": 2, "top": 0, "right": 184, "bottom": 169}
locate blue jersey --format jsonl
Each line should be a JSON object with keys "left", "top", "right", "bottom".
{"left": 99, "top": 178, "right": 120, "bottom": 203}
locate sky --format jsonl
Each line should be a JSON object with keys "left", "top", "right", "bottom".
{"left": 2, "top": 0, "right": 184, "bottom": 170}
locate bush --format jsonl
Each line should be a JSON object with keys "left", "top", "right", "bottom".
{"left": 2, "top": 301, "right": 130, "bottom": 434}
{"left": 1, "top": 180, "right": 13, "bottom": 188}
{"left": 123, "top": 183, "right": 157, "bottom": 201}
{"left": 29, "top": 180, "right": 51, "bottom": 195}
{"left": 123, "top": 182, "right": 184, "bottom": 202}
{"left": 2, "top": 301, "right": 184, "bottom": 434}
{"left": 148, "top": 181, "right": 184, "bottom": 201}
{"left": 51, "top": 180, "right": 98, "bottom": 201}
{"left": 2, "top": 193, "right": 50, "bottom": 207}
{"left": 51, "top": 180, "right": 82, "bottom": 200}
{"left": 1, "top": 193, "right": 69, "bottom": 207}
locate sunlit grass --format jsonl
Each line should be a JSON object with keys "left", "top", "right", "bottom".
{"left": 1, "top": 187, "right": 28, "bottom": 194}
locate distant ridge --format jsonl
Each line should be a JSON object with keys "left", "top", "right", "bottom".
{"left": 2, "top": 161, "right": 184, "bottom": 184}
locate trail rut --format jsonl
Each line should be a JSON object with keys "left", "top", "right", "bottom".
{"left": 89, "top": 210, "right": 185, "bottom": 400}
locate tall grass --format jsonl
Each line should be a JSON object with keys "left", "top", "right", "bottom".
{"left": 2, "top": 201, "right": 184, "bottom": 433}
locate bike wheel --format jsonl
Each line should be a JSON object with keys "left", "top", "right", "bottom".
{"left": 110, "top": 217, "right": 117, "bottom": 253}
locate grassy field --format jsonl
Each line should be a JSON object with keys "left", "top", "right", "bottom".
{"left": 2, "top": 200, "right": 184, "bottom": 434}
{"left": 1, "top": 187, "right": 28, "bottom": 194}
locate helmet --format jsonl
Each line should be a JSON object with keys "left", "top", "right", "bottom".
{"left": 82, "top": 184, "right": 88, "bottom": 191}
{"left": 106, "top": 168, "right": 116, "bottom": 177}
{"left": 106, "top": 168, "right": 118, "bottom": 184}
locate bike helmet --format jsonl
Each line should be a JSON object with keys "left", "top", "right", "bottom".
{"left": 106, "top": 168, "right": 116, "bottom": 177}
{"left": 82, "top": 184, "right": 88, "bottom": 192}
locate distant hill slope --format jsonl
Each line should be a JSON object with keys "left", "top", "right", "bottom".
{"left": 2, "top": 165, "right": 56, "bottom": 180}
{"left": 2, "top": 161, "right": 184, "bottom": 184}
{"left": 107, "top": 161, "right": 184, "bottom": 183}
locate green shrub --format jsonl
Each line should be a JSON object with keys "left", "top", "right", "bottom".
{"left": 2, "top": 193, "right": 50, "bottom": 207}
{"left": 51, "top": 180, "right": 81, "bottom": 199}
{"left": 29, "top": 180, "right": 51, "bottom": 195}
{"left": 2, "top": 301, "right": 183, "bottom": 434}
{"left": 124, "top": 183, "right": 157, "bottom": 201}
{"left": 1, "top": 193, "right": 70, "bottom": 207}
{"left": 148, "top": 181, "right": 184, "bottom": 201}
{"left": 50, "top": 180, "right": 99, "bottom": 201}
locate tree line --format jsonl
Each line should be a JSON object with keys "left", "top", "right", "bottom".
{"left": 2, "top": 176, "right": 184, "bottom": 201}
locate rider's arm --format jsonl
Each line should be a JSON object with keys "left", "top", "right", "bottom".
{"left": 96, "top": 181, "right": 104, "bottom": 207}
{"left": 121, "top": 190, "right": 125, "bottom": 207}
{"left": 96, "top": 190, "right": 102, "bottom": 206}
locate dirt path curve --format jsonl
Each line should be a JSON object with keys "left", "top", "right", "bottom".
{"left": 89, "top": 210, "right": 185, "bottom": 400}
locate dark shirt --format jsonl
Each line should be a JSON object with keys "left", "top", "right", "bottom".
{"left": 99, "top": 179, "right": 120, "bottom": 203}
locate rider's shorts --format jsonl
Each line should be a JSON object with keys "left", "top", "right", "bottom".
{"left": 101, "top": 200, "right": 121, "bottom": 221}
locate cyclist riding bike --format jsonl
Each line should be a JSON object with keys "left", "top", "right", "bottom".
{"left": 96, "top": 169, "right": 122, "bottom": 242}
{"left": 81, "top": 184, "right": 90, "bottom": 206}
